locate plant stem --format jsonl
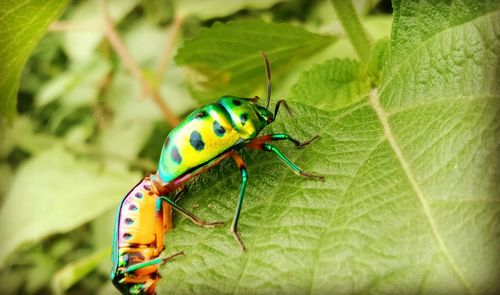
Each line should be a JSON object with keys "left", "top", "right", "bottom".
{"left": 98, "top": 0, "right": 180, "bottom": 127}
{"left": 156, "top": 15, "right": 184, "bottom": 84}
{"left": 330, "top": 0, "right": 371, "bottom": 61}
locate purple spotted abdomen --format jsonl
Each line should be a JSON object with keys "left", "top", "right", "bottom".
{"left": 117, "top": 178, "right": 158, "bottom": 247}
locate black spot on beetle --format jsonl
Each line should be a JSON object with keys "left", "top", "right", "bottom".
{"left": 232, "top": 99, "right": 242, "bottom": 106}
{"left": 171, "top": 146, "right": 182, "bottom": 164}
{"left": 195, "top": 111, "right": 208, "bottom": 119}
{"left": 190, "top": 131, "right": 205, "bottom": 151}
{"left": 240, "top": 113, "right": 248, "bottom": 125}
{"left": 212, "top": 120, "right": 226, "bottom": 137}
{"left": 124, "top": 218, "right": 134, "bottom": 225}
{"left": 134, "top": 192, "right": 143, "bottom": 199}
{"left": 129, "top": 204, "right": 137, "bottom": 211}
{"left": 123, "top": 233, "right": 132, "bottom": 239}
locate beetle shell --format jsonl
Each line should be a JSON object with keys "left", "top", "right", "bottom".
{"left": 157, "top": 96, "right": 267, "bottom": 183}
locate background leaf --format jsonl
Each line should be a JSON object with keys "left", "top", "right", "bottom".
{"left": 288, "top": 58, "right": 368, "bottom": 110}
{"left": 0, "top": 0, "right": 68, "bottom": 122}
{"left": 158, "top": 2, "right": 500, "bottom": 294}
{"left": 175, "top": 0, "right": 290, "bottom": 21}
{"left": 0, "top": 147, "right": 140, "bottom": 266}
{"left": 51, "top": 248, "right": 109, "bottom": 295}
{"left": 288, "top": 38, "right": 390, "bottom": 111}
{"left": 175, "top": 20, "right": 333, "bottom": 104}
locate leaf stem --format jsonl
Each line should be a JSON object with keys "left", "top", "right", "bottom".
{"left": 330, "top": 0, "right": 371, "bottom": 61}
{"left": 98, "top": 0, "right": 180, "bottom": 127}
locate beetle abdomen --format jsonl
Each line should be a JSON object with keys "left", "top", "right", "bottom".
{"left": 111, "top": 177, "right": 172, "bottom": 295}
{"left": 117, "top": 180, "right": 159, "bottom": 246}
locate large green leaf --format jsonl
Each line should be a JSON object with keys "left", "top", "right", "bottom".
{"left": 0, "top": 0, "right": 68, "bottom": 122}
{"left": 175, "top": 20, "right": 333, "bottom": 104}
{"left": 0, "top": 147, "right": 140, "bottom": 266}
{"left": 157, "top": 2, "right": 500, "bottom": 294}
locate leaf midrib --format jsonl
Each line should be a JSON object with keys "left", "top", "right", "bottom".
{"left": 369, "top": 89, "right": 475, "bottom": 294}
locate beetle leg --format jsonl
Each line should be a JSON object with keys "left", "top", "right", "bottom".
{"left": 273, "top": 99, "right": 293, "bottom": 118}
{"left": 170, "top": 187, "right": 186, "bottom": 202}
{"left": 158, "top": 196, "right": 225, "bottom": 228}
{"left": 154, "top": 194, "right": 177, "bottom": 248}
{"left": 248, "top": 133, "right": 320, "bottom": 149}
{"left": 229, "top": 152, "right": 248, "bottom": 251}
{"left": 124, "top": 251, "right": 184, "bottom": 274}
{"left": 253, "top": 143, "right": 325, "bottom": 181}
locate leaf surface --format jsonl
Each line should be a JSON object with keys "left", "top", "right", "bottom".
{"left": 0, "top": 0, "right": 67, "bottom": 122}
{"left": 158, "top": 2, "right": 500, "bottom": 294}
{"left": 175, "top": 20, "right": 333, "bottom": 104}
{"left": 288, "top": 38, "right": 390, "bottom": 111}
{"left": 288, "top": 58, "right": 368, "bottom": 110}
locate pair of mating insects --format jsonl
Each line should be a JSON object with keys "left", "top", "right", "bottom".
{"left": 111, "top": 52, "right": 324, "bottom": 295}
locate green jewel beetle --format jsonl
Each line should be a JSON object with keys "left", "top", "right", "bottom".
{"left": 149, "top": 51, "right": 324, "bottom": 250}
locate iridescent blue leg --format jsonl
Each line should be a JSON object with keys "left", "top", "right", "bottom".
{"left": 230, "top": 152, "right": 248, "bottom": 250}
{"left": 158, "top": 196, "right": 225, "bottom": 228}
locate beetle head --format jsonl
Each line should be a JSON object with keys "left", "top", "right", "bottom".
{"left": 255, "top": 104, "right": 274, "bottom": 125}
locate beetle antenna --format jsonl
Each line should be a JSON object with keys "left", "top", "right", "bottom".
{"left": 259, "top": 50, "right": 271, "bottom": 109}
{"left": 274, "top": 99, "right": 293, "bottom": 120}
